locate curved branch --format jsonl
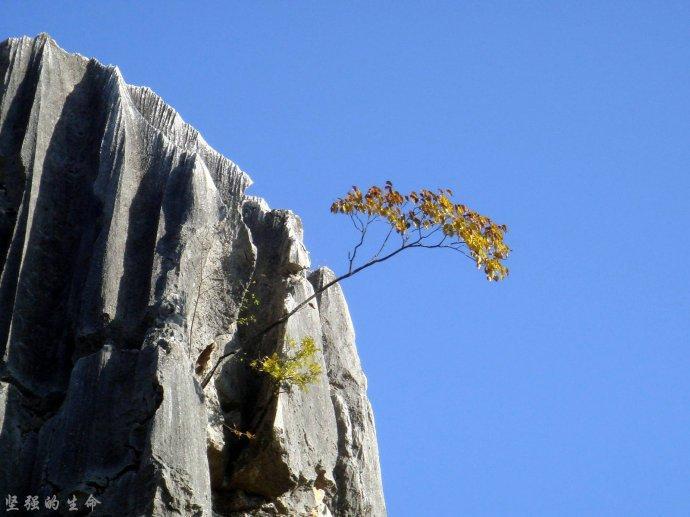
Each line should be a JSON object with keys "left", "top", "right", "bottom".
{"left": 201, "top": 240, "right": 416, "bottom": 388}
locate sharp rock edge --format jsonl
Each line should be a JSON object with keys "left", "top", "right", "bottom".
{"left": 0, "top": 34, "right": 385, "bottom": 516}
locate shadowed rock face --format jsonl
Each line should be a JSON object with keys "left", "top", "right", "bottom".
{"left": 0, "top": 34, "right": 385, "bottom": 516}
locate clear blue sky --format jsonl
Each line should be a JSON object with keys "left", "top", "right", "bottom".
{"left": 3, "top": 2, "right": 689, "bottom": 515}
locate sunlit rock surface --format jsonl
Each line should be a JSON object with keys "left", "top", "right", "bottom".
{"left": 0, "top": 34, "right": 385, "bottom": 516}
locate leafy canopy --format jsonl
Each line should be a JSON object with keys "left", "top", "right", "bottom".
{"left": 330, "top": 181, "right": 510, "bottom": 281}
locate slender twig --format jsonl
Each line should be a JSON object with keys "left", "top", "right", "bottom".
{"left": 414, "top": 242, "right": 475, "bottom": 261}
{"left": 420, "top": 224, "right": 442, "bottom": 241}
{"left": 348, "top": 215, "right": 371, "bottom": 273}
{"left": 348, "top": 213, "right": 362, "bottom": 232}
{"left": 353, "top": 212, "right": 365, "bottom": 231}
{"left": 372, "top": 226, "right": 394, "bottom": 259}
{"left": 221, "top": 421, "right": 255, "bottom": 440}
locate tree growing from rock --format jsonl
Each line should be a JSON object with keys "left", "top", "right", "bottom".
{"left": 201, "top": 181, "right": 510, "bottom": 389}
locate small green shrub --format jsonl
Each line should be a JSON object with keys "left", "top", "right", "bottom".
{"left": 251, "top": 336, "right": 322, "bottom": 392}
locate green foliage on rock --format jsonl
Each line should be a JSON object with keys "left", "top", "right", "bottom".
{"left": 251, "top": 336, "right": 322, "bottom": 392}
{"left": 237, "top": 288, "right": 260, "bottom": 327}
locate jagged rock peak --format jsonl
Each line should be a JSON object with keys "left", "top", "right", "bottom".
{"left": 0, "top": 34, "right": 385, "bottom": 515}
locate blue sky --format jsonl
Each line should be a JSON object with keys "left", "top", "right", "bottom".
{"left": 3, "top": 2, "right": 689, "bottom": 515}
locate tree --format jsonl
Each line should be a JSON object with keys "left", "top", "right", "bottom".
{"left": 201, "top": 181, "right": 510, "bottom": 388}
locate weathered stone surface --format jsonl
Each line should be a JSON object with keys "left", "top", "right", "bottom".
{"left": 0, "top": 34, "right": 385, "bottom": 516}
{"left": 309, "top": 269, "right": 386, "bottom": 517}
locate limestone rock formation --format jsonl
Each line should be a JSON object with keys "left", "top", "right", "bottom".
{"left": 0, "top": 34, "right": 385, "bottom": 516}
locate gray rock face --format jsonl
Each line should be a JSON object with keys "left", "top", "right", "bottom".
{"left": 0, "top": 34, "right": 385, "bottom": 516}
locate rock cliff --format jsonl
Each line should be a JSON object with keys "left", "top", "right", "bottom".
{"left": 0, "top": 34, "right": 385, "bottom": 516}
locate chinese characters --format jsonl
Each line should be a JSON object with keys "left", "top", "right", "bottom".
{"left": 5, "top": 493, "right": 100, "bottom": 512}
